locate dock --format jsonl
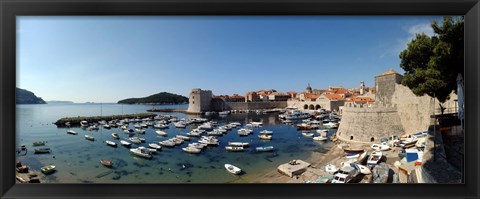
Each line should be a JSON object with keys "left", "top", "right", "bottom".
{"left": 54, "top": 113, "right": 156, "bottom": 127}
{"left": 277, "top": 160, "right": 311, "bottom": 178}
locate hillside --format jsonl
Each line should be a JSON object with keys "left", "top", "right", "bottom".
{"left": 118, "top": 92, "right": 188, "bottom": 104}
{"left": 16, "top": 87, "right": 47, "bottom": 104}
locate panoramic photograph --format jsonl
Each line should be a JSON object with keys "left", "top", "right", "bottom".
{"left": 15, "top": 16, "right": 464, "bottom": 184}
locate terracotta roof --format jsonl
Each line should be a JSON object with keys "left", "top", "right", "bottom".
{"left": 303, "top": 93, "right": 318, "bottom": 99}
{"left": 322, "top": 93, "right": 344, "bottom": 101}
{"left": 377, "top": 69, "right": 401, "bottom": 77}
{"left": 335, "top": 89, "right": 349, "bottom": 94}
{"left": 348, "top": 96, "right": 375, "bottom": 103}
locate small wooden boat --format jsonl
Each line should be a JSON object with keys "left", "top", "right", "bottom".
{"left": 224, "top": 164, "right": 241, "bottom": 174}
{"left": 345, "top": 153, "right": 360, "bottom": 159}
{"left": 84, "top": 135, "right": 95, "bottom": 141}
{"left": 105, "top": 140, "right": 117, "bottom": 147}
{"left": 367, "top": 151, "right": 383, "bottom": 167}
{"left": 32, "top": 141, "right": 46, "bottom": 146}
{"left": 225, "top": 146, "right": 244, "bottom": 152}
{"left": 66, "top": 130, "right": 77, "bottom": 135}
{"left": 354, "top": 163, "right": 371, "bottom": 175}
{"left": 40, "top": 165, "right": 56, "bottom": 174}
{"left": 100, "top": 160, "right": 112, "bottom": 168}
{"left": 256, "top": 146, "right": 274, "bottom": 152}
{"left": 258, "top": 134, "right": 272, "bottom": 140}
{"left": 343, "top": 148, "right": 364, "bottom": 154}
{"left": 34, "top": 148, "right": 51, "bottom": 154}
{"left": 111, "top": 133, "right": 120, "bottom": 139}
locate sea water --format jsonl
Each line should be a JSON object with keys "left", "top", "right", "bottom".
{"left": 16, "top": 103, "right": 334, "bottom": 183}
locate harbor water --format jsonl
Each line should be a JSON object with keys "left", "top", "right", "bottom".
{"left": 16, "top": 103, "right": 334, "bottom": 183}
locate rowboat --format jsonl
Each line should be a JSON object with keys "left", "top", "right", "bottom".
{"left": 224, "top": 164, "right": 241, "bottom": 174}
{"left": 32, "top": 141, "right": 46, "bottom": 146}
{"left": 225, "top": 146, "right": 244, "bottom": 152}
{"left": 228, "top": 142, "right": 249, "bottom": 147}
{"left": 84, "top": 135, "right": 95, "bottom": 141}
{"left": 40, "top": 165, "right": 56, "bottom": 174}
{"left": 111, "top": 133, "right": 120, "bottom": 139}
{"left": 345, "top": 153, "right": 360, "bottom": 159}
{"left": 66, "top": 130, "right": 77, "bottom": 135}
{"left": 34, "top": 148, "right": 51, "bottom": 154}
{"left": 367, "top": 151, "right": 383, "bottom": 167}
{"left": 100, "top": 160, "right": 113, "bottom": 168}
{"left": 258, "top": 134, "right": 272, "bottom": 140}
{"left": 105, "top": 140, "right": 117, "bottom": 147}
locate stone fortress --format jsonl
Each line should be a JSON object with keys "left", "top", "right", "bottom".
{"left": 336, "top": 69, "right": 457, "bottom": 143}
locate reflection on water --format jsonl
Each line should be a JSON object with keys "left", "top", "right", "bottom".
{"left": 16, "top": 103, "right": 334, "bottom": 183}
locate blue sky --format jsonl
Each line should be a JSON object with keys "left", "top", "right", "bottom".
{"left": 17, "top": 16, "right": 441, "bottom": 103}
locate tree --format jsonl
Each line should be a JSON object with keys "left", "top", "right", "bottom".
{"left": 399, "top": 16, "right": 464, "bottom": 114}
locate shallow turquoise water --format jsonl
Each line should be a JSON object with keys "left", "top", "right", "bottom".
{"left": 16, "top": 103, "right": 334, "bottom": 183}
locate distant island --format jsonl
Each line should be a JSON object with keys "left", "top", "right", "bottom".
{"left": 47, "top": 100, "right": 74, "bottom": 104}
{"left": 16, "top": 87, "right": 46, "bottom": 104}
{"left": 117, "top": 92, "right": 188, "bottom": 105}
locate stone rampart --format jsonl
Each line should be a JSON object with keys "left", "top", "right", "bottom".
{"left": 337, "top": 105, "right": 404, "bottom": 143}
{"left": 211, "top": 101, "right": 287, "bottom": 111}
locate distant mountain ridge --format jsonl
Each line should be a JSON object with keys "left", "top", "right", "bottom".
{"left": 16, "top": 87, "right": 46, "bottom": 104}
{"left": 47, "top": 100, "right": 74, "bottom": 103}
{"left": 117, "top": 92, "right": 188, "bottom": 104}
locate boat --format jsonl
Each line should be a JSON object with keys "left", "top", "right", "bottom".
{"left": 174, "top": 121, "right": 187, "bottom": 128}
{"left": 154, "top": 124, "right": 169, "bottom": 129}
{"left": 225, "top": 146, "right": 244, "bottom": 152}
{"left": 40, "top": 165, "right": 56, "bottom": 174}
{"left": 343, "top": 148, "right": 364, "bottom": 154}
{"left": 32, "top": 141, "right": 46, "bottom": 146}
{"left": 159, "top": 140, "right": 176, "bottom": 147}
{"left": 207, "top": 130, "right": 223, "bottom": 136}
{"left": 135, "top": 129, "right": 146, "bottom": 134}
{"left": 188, "top": 143, "right": 207, "bottom": 149}
{"left": 66, "top": 130, "right": 77, "bottom": 135}
{"left": 155, "top": 130, "right": 167, "bottom": 136}
{"left": 371, "top": 142, "right": 390, "bottom": 151}
{"left": 345, "top": 153, "right": 360, "bottom": 159}
{"left": 148, "top": 143, "right": 162, "bottom": 150}
{"left": 367, "top": 151, "right": 383, "bottom": 167}
{"left": 325, "top": 163, "right": 339, "bottom": 174}
{"left": 237, "top": 129, "right": 252, "bottom": 136}
{"left": 399, "top": 136, "right": 419, "bottom": 148}
{"left": 258, "top": 134, "right": 272, "bottom": 140}
{"left": 259, "top": 130, "right": 273, "bottom": 135}
{"left": 171, "top": 138, "right": 184, "bottom": 145}
{"left": 199, "top": 123, "right": 214, "bottom": 130}
{"left": 284, "top": 110, "right": 311, "bottom": 120}
{"left": 182, "top": 146, "right": 201, "bottom": 154}
{"left": 120, "top": 140, "right": 132, "bottom": 147}
{"left": 129, "top": 137, "right": 142, "bottom": 144}
{"left": 100, "top": 160, "right": 113, "bottom": 168}
{"left": 87, "top": 125, "right": 99, "bottom": 131}
{"left": 105, "top": 140, "right": 117, "bottom": 147}
{"left": 187, "top": 131, "right": 202, "bottom": 137}
{"left": 80, "top": 120, "right": 89, "bottom": 127}
{"left": 323, "top": 121, "right": 339, "bottom": 129}
{"left": 302, "top": 132, "right": 314, "bottom": 137}
{"left": 313, "top": 136, "right": 327, "bottom": 141}
{"left": 84, "top": 135, "right": 95, "bottom": 141}
{"left": 34, "top": 148, "right": 51, "bottom": 154}
{"left": 219, "top": 111, "right": 230, "bottom": 115}
{"left": 228, "top": 142, "right": 250, "bottom": 147}
{"left": 331, "top": 165, "right": 359, "bottom": 183}
{"left": 224, "top": 164, "right": 241, "bottom": 174}
{"left": 356, "top": 151, "right": 369, "bottom": 164}
{"left": 256, "top": 146, "right": 274, "bottom": 152}
{"left": 176, "top": 135, "right": 191, "bottom": 141}
{"left": 416, "top": 137, "right": 427, "bottom": 148}
{"left": 111, "top": 133, "right": 120, "bottom": 139}
{"left": 316, "top": 129, "right": 329, "bottom": 136}
{"left": 130, "top": 147, "right": 152, "bottom": 159}
{"left": 352, "top": 163, "right": 371, "bottom": 175}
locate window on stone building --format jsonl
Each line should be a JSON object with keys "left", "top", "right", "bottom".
{"left": 350, "top": 136, "right": 353, "bottom": 140}
{"left": 192, "top": 101, "right": 194, "bottom": 104}
{"left": 371, "top": 137, "right": 375, "bottom": 142}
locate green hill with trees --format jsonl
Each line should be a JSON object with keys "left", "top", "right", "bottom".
{"left": 16, "top": 87, "right": 47, "bottom": 104}
{"left": 117, "top": 92, "right": 188, "bottom": 104}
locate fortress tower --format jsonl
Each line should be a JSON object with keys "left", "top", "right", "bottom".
{"left": 186, "top": 88, "right": 213, "bottom": 113}
{"left": 359, "top": 81, "right": 365, "bottom": 95}
{"left": 375, "top": 69, "right": 403, "bottom": 105}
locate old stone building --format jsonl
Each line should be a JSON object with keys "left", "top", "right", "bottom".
{"left": 186, "top": 88, "right": 213, "bottom": 113}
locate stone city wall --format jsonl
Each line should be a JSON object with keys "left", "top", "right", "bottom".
{"left": 211, "top": 101, "right": 287, "bottom": 111}
{"left": 337, "top": 104, "right": 404, "bottom": 143}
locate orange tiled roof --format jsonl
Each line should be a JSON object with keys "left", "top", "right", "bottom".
{"left": 322, "top": 93, "right": 344, "bottom": 101}
{"left": 303, "top": 93, "right": 318, "bottom": 99}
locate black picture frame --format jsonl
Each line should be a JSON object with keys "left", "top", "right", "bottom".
{"left": 1, "top": 0, "right": 479, "bottom": 199}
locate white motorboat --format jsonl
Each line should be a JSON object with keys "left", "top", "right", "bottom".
{"left": 367, "top": 151, "right": 383, "bottom": 167}
{"left": 325, "top": 163, "right": 339, "bottom": 174}
{"left": 135, "top": 129, "right": 146, "bottom": 134}
{"left": 130, "top": 147, "right": 152, "bottom": 159}
{"left": 225, "top": 146, "right": 244, "bottom": 152}
{"left": 323, "top": 121, "right": 339, "bottom": 129}
{"left": 313, "top": 136, "right": 327, "bottom": 141}
{"left": 66, "top": 130, "right": 77, "bottom": 135}
{"left": 187, "top": 131, "right": 202, "bottom": 137}
{"left": 188, "top": 142, "right": 207, "bottom": 149}
{"left": 154, "top": 124, "right": 169, "bottom": 129}
{"left": 371, "top": 142, "right": 390, "bottom": 151}
{"left": 331, "top": 165, "right": 359, "bottom": 183}
{"left": 128, "top": 137, "right": 142, "bottom": 144}
{"left": 105, "top": 140, "right": 117, "bottom": 147}
{"left": 224, "top": 164, "right": 241, "bottom": 174}
{"left": 302, "top": 132, "right": 314, "bottom": 137}
{"left": 120, "top": 140, "right": 132, "bottom": 147}
{"left": 148, "top": 143, "right": 162, "bottom": 150}
{"left": 228, "top": 142, "right": 249, "bottom": 147}
{"left": 182, "top": 146, "right": 201, "bottom": 154}
{"left": 80, "top": 120, "right": 89, "bottom": 127}
{"left": 345, "top": 153, "right": 360, "bottom": 159}
{"left": 155, "top": 130, "right": 167, "bottom": 136}
{"left": 258, "top": 134, "right": 272, "bottom": 140}
{"left": 174, "top": 121, "right": 187, "bottom": 128}
{"left": 176, "top": 135, "right": 191, "bottom": 140}
{"left": 111, "top": 133, "right": 120, "bottom": 139}
{"left": 259, "top": 130, "right": 273, "bottom": 135}
{"left": 159, "top": 140, "right": 176, "bottom": 147}
{"left": 84, "top": 135, "right": 95, "bottom": 141}
{"left": 284, "top": 110, "right": 311, "bottom": 120}
{"left": 352, "top": 163, "right": 372, "bottom": 175}
{"left": 316, "top": 129, "right": 329, "bottom": 136}
{"left": 237, "top": 128, "right": 252, "bottom": 136}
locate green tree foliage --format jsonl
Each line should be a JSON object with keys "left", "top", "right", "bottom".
{"left": 118, "top": 92, "right": 188, "bottom": 104}
{"left": 399, "top": 16, "right": 464, "bottom": 104}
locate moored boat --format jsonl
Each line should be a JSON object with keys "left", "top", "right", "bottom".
{"left": 367, "top": 151, "right": 383, "bottom": 167}
{"left": 120, "top": 140, "right": 132, "bottom": 147}
{"left": 259, "top": 130, "right": 273, "bottom": 135}
{"left": 225, "top": 146, "right": 244, "bottom": 152}
{"left": 111, "top": 133, "right": 120, "bottom": 139}
{"left": 32, "top": 141, "right": 46, "bottom": 146}
{"left": 258, "top": 134, "right": 272, "bottom": 140}
{"left": 129, "top": 137, "right": 142, "bottom": 144}
{"left": 148, "top": 143, "right": 162, "bottom": 150}
{"left": 100, "top": 160, "right": 113, "bottom": 168}
{"left": 84, "top": 135, "right": 95, "bottom": 141}
{"left": 182, "top": 146, "right": 201, "bottom": 154}
{"left": 40, "top": 165, "right": 56, "bottom": 174}
{"left": 228, "top": 142, "right": 249, "bottom": 147}
{"left": 66, "top": 130, "right": 77, "bottom": 135}
{"left": 224, "top": 164, "right": 241, "bottom": 174}
{"left": 256, "top": 146, "right": 274, "bottom": 152}
{"left": 130, "top": 147, "right": 152, "bottom": 159}
{"left": 313, "top": 136, "right": 327, "bottom": 141}
{"left": 34, "top": 148, "right": 51, "bottom": 154}
{"left": 105, "top": 140, "right": 117, "bottom": 147}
